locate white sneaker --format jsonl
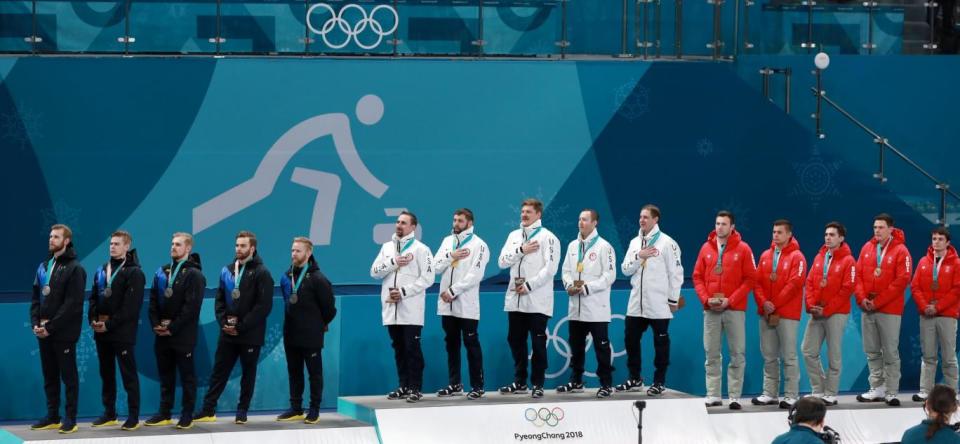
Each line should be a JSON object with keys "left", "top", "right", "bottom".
{"left": 857, "top": 388, "right": 886, "bottom": 402}
{"left": 821, "top": 395, "right": 838, "bottom": 405}
{"left": 751, "top": 394, "right": 778, "bottom": 405}
{"left": 806, "top": 393, "right": 824, "bottom": 399}
{"left": 704, "top": 396, "right": 722, "bottom": 407}
{"left": 779, "top": 397, "right": 797, "bottom": 409}
{"left": 885, "top": 394, "right": 901, "bottom": 406}
{"left": 912, "top": 392, "right": 928, "bottom": 402}
{"left": 728, "top": 398, "right": 743, "bottom": 410}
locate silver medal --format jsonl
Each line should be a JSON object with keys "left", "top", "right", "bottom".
{"left": 103, "top": 287, "right": 112, "bottom": 298}
{"left": 289, "top": 292, "right": 298, "bottom": 304}
{"left": 41, "top": 285, "right": 51, "bottom": 296}
{"left": 231, "top": 289, "right": 241, "bottom": 300}
{"left": 164, "top": 287, "right": 173, "bottom": 298}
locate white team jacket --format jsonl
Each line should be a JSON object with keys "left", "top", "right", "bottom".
{"left": 370, "top": 231, "right": 435, "bottom": 326}
{"left": 561, "top": 229, "right": 617, "bottom": 322}
{"left": 434, "top": 227, "right": 490, "bottom": 320}
{"left": 621, "top": 225, "right": 684, "bottom": 319}
{"left": 498, "top": 220, "right": 560, "bottom": 317}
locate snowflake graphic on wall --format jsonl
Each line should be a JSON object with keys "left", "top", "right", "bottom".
{"left": 41, "top": 200, "right": 82, "bottom": 235}
{"left": 0, "top": 103, "right": 44, "bottom": 151}
{"left": 613, "top": 80, "right": 650, "bottom": 121}
{"left": 717, "top": 200, "right": 751, "bottom": 233}
{"left": 790, "top": 146, "right": 841, "bottom": 210}
{"left": 696, "top": 138, "right": 715, "bottom": 157}
{"left": 503, "top": 187, "right": 575, "bottom": 233}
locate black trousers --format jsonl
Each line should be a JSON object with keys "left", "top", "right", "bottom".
{"left": 39, "top": 340, "right": 79, "bottom": 421}
{"left": 155, "top": 342, "right": 196, "bottom": 416}
{"left": 202, "top": 340, "right": 261, "bottom": 413}
{"left": 441, "top": 315, "right": 484, "bottom": 389}
{"left": 387, "top": 325, "right": 424, "bottom": 391}
{"left": 95, "top": 341, "right": 140, "bottom": 418}
{"left": 285, "top": 343, "right": 323, "bottom": 411}
{"left": 568, "top": 320, "right": 614, "bottom": 387}
{"left": 624, "top": 316, "right": 671, "bottom": 384}
{"left": 507, "top": 312, "right": 549, "bottom": 387}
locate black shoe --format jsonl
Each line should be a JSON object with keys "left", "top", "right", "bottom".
{"left": 305, "top": 409, "right": 320, "bottom": 424}
{"left": 235, "top": 410, "right": 248, "bottom": 424}
{"left": 406, "top": 391, "right": 423, "bottom": 403}
{"left": 615, "top": 378, "right": 643, "bottom": 392}
{"left": 176, "top": 413, "right": 193, "bottom": 430}
{"left": 886, "top": 395, "right": 901, "bottom": 407}
{"left": 499, "top": 382, "right": 529, "bottom": 394}
{"left": 193, "top": 410, "right": 216, "bottom": 423}
{"left": 30, "top": 416, "right": 61, "bottom": 430}
{"left": 531, "top": 386, "right": 544, "bottom": 398}
{"left": 556, "top": 382, "right": 584, "bottom": 393}
{"left": 467, "top": 388, "right": 485, "bottom": 400}
{"left": 277, "top": 409, "right": 306, "bottom": 422}
{"left": 92, "top": 413, "right": 119, "bottom": 427}
{"left": 121, "top": 417, "right": 140, "bottom": 431}
{"left": 387, "top": 387, "right": 409, "bottom": 400}
{"left": 646, "top": 383, "right": 666, "bottom": 396}
{"left": 58, "top": 419, "right": 78, "bottom": 434}
{"left": 596, "top": 386, "right": 613, "bottom": 398}
{"left": 437, "top": 383, "right": 463, "bottom": 397}
{"left": 144, "top": 414, "right": 173, "bottom": 427}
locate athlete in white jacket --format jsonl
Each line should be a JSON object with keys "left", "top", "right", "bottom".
{"left": 616, "top": 205, "right": 683, "bottom": 396}
{"left": 497, "top": 199, "right": 560, "bottom": 398}
{"left": 370, "top": 211, "right": 435, "bottom": 403}
{"left": 433, "top": 208, "right": 489, "bottom": 400}
{"left": 558, "top": 209, "right": 617, "bottom": 398}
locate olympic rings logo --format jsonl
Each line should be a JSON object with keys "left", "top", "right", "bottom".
{"left": 524, "top": 407, "right": 565, "bottom": 427}
{"left": 530, "top": 314, "right": 628, "bottom": 379}
{"left": 307, "top": 3, "right": 399, "bottom": 50}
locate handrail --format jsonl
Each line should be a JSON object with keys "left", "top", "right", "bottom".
{"left": 810, "top": 85, "right": 958, "bottom": 225}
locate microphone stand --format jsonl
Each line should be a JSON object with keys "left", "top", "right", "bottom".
{"left": 635, "top": 400, "right": 647, "bottom": 444}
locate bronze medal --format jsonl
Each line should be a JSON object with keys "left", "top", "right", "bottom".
{"left": 769, "top": 272, "right": 777, "bottom": 282}
{"left": 820, "top": 278, "right": 827, "bottom": 288}
{"left": 713, "top": 265, "right": 722, "bottom": 275}
{"left": 932, "top": 282, "right": 940, "bottom": 291}
{"left": 874, "top": 268, "right": 882, "bottom": 277}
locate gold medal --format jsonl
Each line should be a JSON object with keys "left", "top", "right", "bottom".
{"left": 874, "top": 268, "right": 881, "bottom": 277}
{"left": 576, "top": 262, "right": 584, "bottom": 273}
{"left": 451, "top": 259, "right": 459, "bottom": 268}
{"left": 641, "top": 259, "right": 647, "bottom": 268}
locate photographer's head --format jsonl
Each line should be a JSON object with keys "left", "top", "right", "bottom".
{"left": 924, "top": 385, "right": 958, "bottom": 439}
{"left": 791, "top": 397, "right": 827, "bottom": 432}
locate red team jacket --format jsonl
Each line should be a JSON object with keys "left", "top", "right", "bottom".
{"left": 805, "top": 243, "right": 856, "bottom": 317}
{"left": 754, "top": 237, "right": 806, "bottom": 320}
{"left": 855, "top": 228, "right": 912, "bottom": 315}
{"left": 693, "top": 230, "right": 757, "bottom": 311}
{"left": 911, "top": 245, "right": 960, "bottom": 318}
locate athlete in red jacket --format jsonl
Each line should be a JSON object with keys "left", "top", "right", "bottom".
{"left": 855, "top": 213, "right": 912, "bottom": 406}
{"left": 801, "top": 222, "right": 856, "bottom": 406}
{"left": 910, "top": 227, "right": 960, "bottom": 402}
{"left": 692, "top": 211, "right": 756, "bottom": 410}
{"left": 752, "top": 220, "right": 805, "bottom": 408}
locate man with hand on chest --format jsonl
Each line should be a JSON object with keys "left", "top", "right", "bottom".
{"left": 89, "top": 230, "right": 145, "bottom": 430}
{"left": 498, "top": 198, "right": 560, "bottom": 399}
{"left": 370, "top": 211, "right": 435, "bottom": 403}
{"left": 433, "top": 208, "right": 489, "bottom": 400}
{"left": 196, "top": 231, "right": 274, "bottom": 424}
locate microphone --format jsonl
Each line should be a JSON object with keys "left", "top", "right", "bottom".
{"left": 634, "top": 400, "right": 646, "bottom": 410}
